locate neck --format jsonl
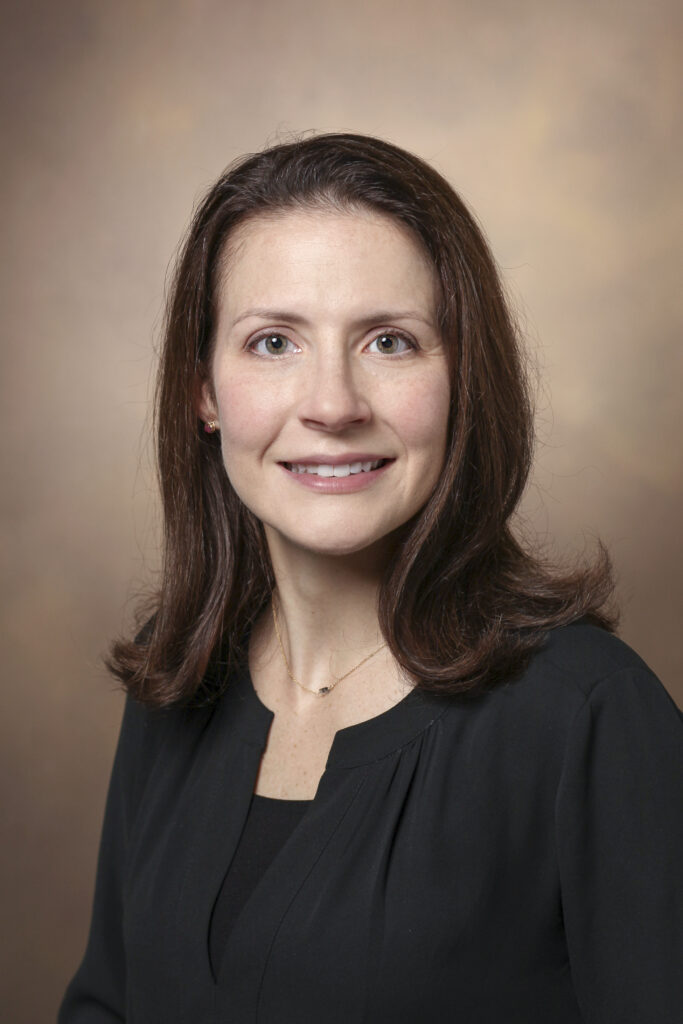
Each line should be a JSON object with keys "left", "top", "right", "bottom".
{"left": 256, "top": 529, "right": 395, "bottom": 703}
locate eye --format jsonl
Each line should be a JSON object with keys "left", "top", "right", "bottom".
{"left": 366, "top": 332, "right": 415, "bottom": 356}
{"left": 248, "top": 332, "right": 298, "bottom": 357}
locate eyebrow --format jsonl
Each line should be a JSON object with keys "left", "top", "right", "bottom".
{"left": 229, "top": 308, "right": 436, "bottom": 330}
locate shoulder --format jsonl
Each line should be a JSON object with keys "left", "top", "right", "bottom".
{"left": 521, "top": 621, "right": 658, "bottom": 705}
{"left": 498, "top": 622, "right": 681, "bottom": 754}
{"left": 114, "top": 691, "right": 217, "bottom": 797}
{"left": 432, "top": 625, "right": 680, "bottom": 805}
{"left": 446, "top": 623, "right": 680, "bottom": 757}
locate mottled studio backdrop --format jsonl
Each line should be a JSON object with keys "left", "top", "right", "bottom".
{"left": 1, "top": 0, "right": 681, "bottom": 1019}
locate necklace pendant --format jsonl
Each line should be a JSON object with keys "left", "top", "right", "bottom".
{"left": 318, "top": 686, "right": 331, "bottom": 695}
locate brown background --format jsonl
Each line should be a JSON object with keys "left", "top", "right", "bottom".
{"left": 1, "top": 1, "right": 681, "bottom": 1019}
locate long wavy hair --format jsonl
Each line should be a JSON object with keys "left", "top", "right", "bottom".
{"left": 108, "top": 133, "right": 616, "bottom": 707}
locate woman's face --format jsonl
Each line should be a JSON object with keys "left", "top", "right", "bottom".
{"left": 199, "top": 206, "right": 451, "bottom": 560}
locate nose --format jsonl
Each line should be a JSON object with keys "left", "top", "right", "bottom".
{"left": 297, "top": 348, "right": 371, "bottom": 433}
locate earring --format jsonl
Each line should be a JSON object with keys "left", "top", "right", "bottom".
{"left": 204, "top": 420, "right": 219, "bottom": 434}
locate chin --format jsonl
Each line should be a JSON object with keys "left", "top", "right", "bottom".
{"left": 261, "top": 509, "right": 416, "bottom": 563}
{"left": 287, "top": 523, "right": 406, "bottom": 562}
{"left": 299, "top": 536, "right": 385, "bottom": 558}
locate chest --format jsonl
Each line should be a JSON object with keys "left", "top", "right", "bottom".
{"left": 252, "top": 714, "right": 334, "bottom": 799}
{"left": 121, "top": 709, "right": 575, "bottom": 1023}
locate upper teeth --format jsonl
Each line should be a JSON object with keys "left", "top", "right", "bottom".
{"left": 287, "top": 460, "right": 384, "bottom": 477}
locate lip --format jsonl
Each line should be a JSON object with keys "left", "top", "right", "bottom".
{"left": 278, "top": 457, "right": 394, "bottom": 493}
{"left": 279, "top": 453, "right": 391, "bottom": 466}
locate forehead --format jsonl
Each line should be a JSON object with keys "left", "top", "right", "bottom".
{"left": 216, "top": 206, "right": 439, "bottom": 318}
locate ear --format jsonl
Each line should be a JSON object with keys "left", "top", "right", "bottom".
{"left": 194, "top": 373, "right": 218, "bottom": 424}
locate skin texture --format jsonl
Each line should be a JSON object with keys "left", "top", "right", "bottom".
{"left": 200, "top": 207, "right": 451, "bottom": 564}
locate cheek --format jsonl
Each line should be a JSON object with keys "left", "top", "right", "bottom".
{"left": 215, "top": 383, "right": 276, "bottom": 501}
{"left": 214, "top": 378, "right": 282, "bottom": 458}
{"left": 392, "top": 373, "right": 451, "bottom": 456}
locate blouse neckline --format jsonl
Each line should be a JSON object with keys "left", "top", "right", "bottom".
{"left": 221, "top": 663, "right": 450, "bottom": 770}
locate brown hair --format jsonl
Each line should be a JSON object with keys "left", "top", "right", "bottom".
{"left": 109, "top": 132, "right": 615, "bottom": 707}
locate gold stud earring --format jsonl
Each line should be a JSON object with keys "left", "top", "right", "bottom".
{"left": 204, "top": 420, "right": 219, "bottom": 434}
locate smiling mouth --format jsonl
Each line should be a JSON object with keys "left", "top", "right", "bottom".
{"left": 282, "top": 459, "right": 392, "bottom": 477}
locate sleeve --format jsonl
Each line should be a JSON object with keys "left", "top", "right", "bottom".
{"left": 555, "top": 667, "right": 683, "bottom": 1023}
{"left": 58, "top": 696, "right": 148, "bottom": 1023}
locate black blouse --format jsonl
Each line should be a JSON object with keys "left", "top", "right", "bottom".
{"left": 59, "top": 623, "right": 683, "bottom": 1023}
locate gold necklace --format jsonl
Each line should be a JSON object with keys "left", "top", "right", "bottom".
{"left": 271, "top": 595, "right": 387, "bottom": 697}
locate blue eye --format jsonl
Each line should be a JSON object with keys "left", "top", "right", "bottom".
{"left": 367, "top": 332, "right": 413, "bottom": 355}
{"left": 250, "top": 333, "right": 297, "bottom": 356}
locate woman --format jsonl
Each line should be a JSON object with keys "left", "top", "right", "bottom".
{"left": 60, "top": 134, "right": 682, "bottom": 1022}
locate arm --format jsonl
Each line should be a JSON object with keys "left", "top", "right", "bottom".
{"left": 556, "top": 668, "right": 683, "bottom": 1023}
{"left": 58, "top": 697, "right": 148, "bottom": 1023}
